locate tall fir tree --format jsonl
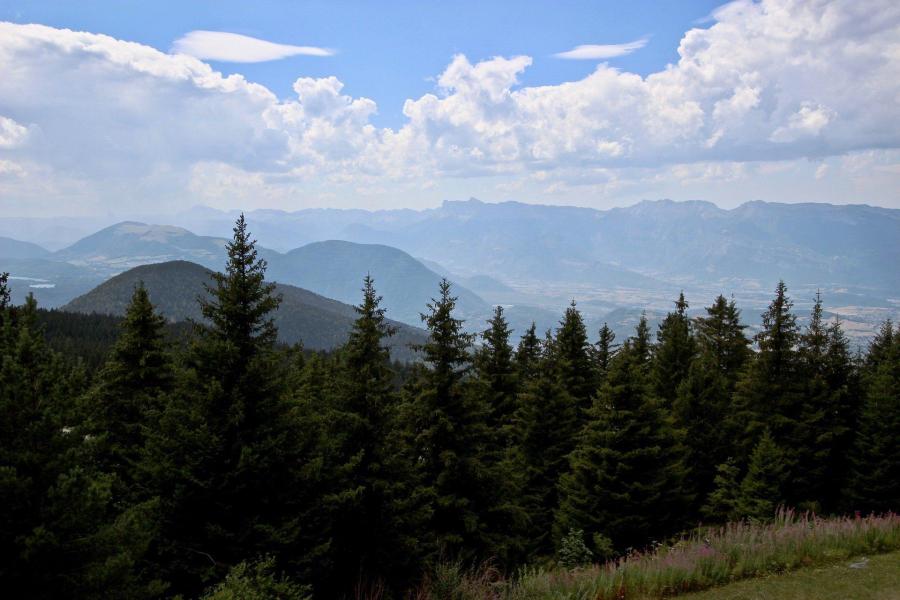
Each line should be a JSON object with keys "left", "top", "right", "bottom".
{"left": 793, "top": 293, "right": 858, "bottom": 510}
{"left": 401, "top": 279, "right": 518, "bottom": 562}
{"left": 553, "top": 301, "right": 596, "bottom": 411}
{"left": 474, "top": 305, "right": 518, "bottom": 437}
{"left": 140, "top": 215, "right": 311, "bottom": 596}
{"left": 847, "top": 321, "right": 899, "bottom": 513}
{"left": 594, "top": 322, "right": 617, "bottom": 384}
{"left": 0, "top": 295, "right": 162, "bottom": 598}
{"left": 324, "top": 276, "right": 428, "bottom": 594}
{"left": 555, "top": 322, "right": 687, "bottom": 554}
{"left": 512, "top": 337, "right": 579, "bottom": 558}
{"left": 731, "top": 281, "right": 802, "bottom": 474}
{"left": 84, "top": 283, "right": 173, "bottom": 488}
{"left": 674, "top": 295, "right": 751, "bottom": 514}
{"left": 515, "top": 322, "right": 541, "bottom": 383}
{"left": 653, "top": 292, "right": 696, "bottom": 407}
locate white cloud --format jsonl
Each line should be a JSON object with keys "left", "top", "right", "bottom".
{"left": 1, "top": 0, "right": 900, "bottom": 214}
{"left": 0, "top": 115, "right": 28, "bottom": 148}
{"left": 172, "top": 30, "right": 333, "bottom": 63}
{"left": 554, "top": 38, "right": 648, "bottom": 60}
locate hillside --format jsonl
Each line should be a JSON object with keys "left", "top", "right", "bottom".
{"left": 62, "top": 260, "right": 426, "bottom": 358}
{"left": 52, "top": 221, "right": 235, "bottom": 274}
{"left": 266, "top": 239, "right": 491, "bottom": 326}
{"left": 0, "top": 236, "right": 49, "bottom": 259}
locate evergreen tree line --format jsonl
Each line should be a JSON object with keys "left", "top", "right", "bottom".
{"left": 0, "top": 218, "right": 897, "bottom": 599}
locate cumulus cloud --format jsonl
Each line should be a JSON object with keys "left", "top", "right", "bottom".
{"left": 554, "top": 38, "right": 648, "bottom": 59}
{"left": 1, "top": 0, "right": 900, "bottom": 214}
{"left": 0, "top": 116, "right": 28, "bottom": 148}
{"left": 172, "top": 30, "right": 333, "bottom": 62}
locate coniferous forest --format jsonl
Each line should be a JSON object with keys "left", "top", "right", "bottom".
{"left": 1, "top": 216, "right": 898, "bottom": 599}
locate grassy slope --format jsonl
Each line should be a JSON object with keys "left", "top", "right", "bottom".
{"left": 681, "top": 550, "right": 900, "bottom": 600}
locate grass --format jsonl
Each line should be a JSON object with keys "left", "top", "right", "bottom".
{"left": 681, "top": 550, "right": 900, "bottom": 599}
{"left": 414, "top": 510, "right": 900, "bottom": 599}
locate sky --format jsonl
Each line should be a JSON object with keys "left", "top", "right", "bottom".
{"left": 0, "top": 0, "right": 899, "bottom": 216}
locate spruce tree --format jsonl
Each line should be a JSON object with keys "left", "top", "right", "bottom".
{"left": 653, "top": 292, "right": 696, "bottom": 407}
{"left": 402, "top": 279, "right": 516, "bottom": 562}
{"left": 735, "top": 431, "right": 788, "bottom": 520}
{"left": 512, "top": 340, "right": 579, "bottom": 557}
{"left": 553, "top": 301, "right": 596, "bottom": 411}
{"left": 694, "top": 295, "right": 751, "bottom": 383}
{"left": 847, "top": 325, "right": 899, "bottom": 513}
{"left": 732, "top": 281, "right": 802, "bottom": 472}
{"left": 555, "top": 323, "right": 687, "bottom": 553}
{"left": 594, "top": 322, "right": 617, "bottom": 384}
{"left": 474, "top": 305, "right": 518, "bottom": 436}
{"left": 0, "top": 295, "right": 161, "bottom": 598}
{"left": 515, "top": 322, "right": 541, "bottom": 383}
{"left": 793, "top": 293, "right": 858, "bottom": 510}
{"left": 676, "top": 295, "right": 750, "bottom": 513}
{"left": 85, "top": 283, "right": 173, "bottom": 487}
{"left": 141, "top": 215, "right": 307, "bottom": 595}
{"left": 324, "top": 276, "right": 427, "bottom": 594}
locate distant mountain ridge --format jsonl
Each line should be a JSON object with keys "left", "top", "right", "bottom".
{"left": 62, "top": 261, "right": 427, "bottom": 359}
{"left": 170, "top": 199, "right": 899, "bottom": 293}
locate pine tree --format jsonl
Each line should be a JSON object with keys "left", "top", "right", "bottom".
{"left": 847, "top": 325, "right": 899, "bottom": 513}
{"left": 554, "top": 324, "right": 687, "bottom": 553}
{"left": 324, "top": 276, "right": 428, "bottom": 594}
{"left": 85, "top": 283, "right": 173, "bottom": 487}
{"left": 401, "top": 279, "right": 516, "bottom": 561}
{"left": 0, "top": 271, "right": 10, "bottom": 310}
{"left": 653, "top": 292, "right": 696, "bottom": 407}
{"left": 792, "top": 293, "right": 859, "bottom": 510}
{"left": 594, "top": 323, "right": 617, "bottom": 384}
{"left": 732, "top": 281, "right": 802, "bottom": 471}
{"left": 694, "top": 295, "right": 751, "bottom": 383}
{"left": 553, "top": 301, "right": 596, "bottom": 410}
{"left": 735, "top": 431, "right": 788, "bottom": 520}
{"left": 674, "top": 295, "right": 751, "bottom": 514}
{"left": 140, "top": 215, "right": 309, "bottom": 595}
{"left": 474, "top": 305, "right": 518, "bottom": 436}
{"left": 515, "top": 322, "right": 541, "bottom": 383}
{"left": 512, "top": 341, "right": 579, "bottom": 557}
{"left": 0, "top": 295, "right": 162, "bottom": 598}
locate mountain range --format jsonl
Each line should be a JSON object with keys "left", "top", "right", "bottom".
{"left": 2, "top": 199, "right": 898, "bottom": 346}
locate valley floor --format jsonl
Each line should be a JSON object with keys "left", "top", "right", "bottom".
{"left": 680, "top": 551, "right": 900, "bottom": 600}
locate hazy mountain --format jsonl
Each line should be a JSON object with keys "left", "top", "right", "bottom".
{"left": 174, "top": 199, "right": 898, "bottom": 295}
{"left": 63, "top": 261, "right": 427, "bottom": 358}
{"left": 0, "top": 236, "right": 50, "bottom": 259}
{"left": 267, "top": 240, "right": 490, "bottom": 326}
{"left": 52, "top": 221, "right": 235, "bottom": 275}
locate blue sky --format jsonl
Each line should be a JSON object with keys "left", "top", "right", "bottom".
{"left": 0, "top": 1, "right": 899, "bottom": 216}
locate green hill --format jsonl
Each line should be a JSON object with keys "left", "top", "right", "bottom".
{"left": 267, "top": 239, "right": 490, "bottom": 326}
{"left": 62, "top": 260, "right": 426, "bottom": 359}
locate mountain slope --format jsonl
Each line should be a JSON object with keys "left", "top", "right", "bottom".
{"left": 267, "top": 240, "right": 491, "bottom": 326}
{"left": 52, "top": 222, "right": 235, "bottom": 274}
{"left": 0, "top": 236, "right": 50, "bottom": 259}
{"left": 62, "top": 261, "right": 426, "bottom": 358}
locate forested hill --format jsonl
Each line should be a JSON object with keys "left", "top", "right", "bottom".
{"left": 63, "top": 260, "right": 427, "bottom": 359}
